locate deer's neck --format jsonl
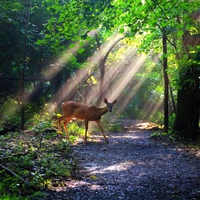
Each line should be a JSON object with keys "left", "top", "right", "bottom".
{"left": 98, "top": 106, "right": 108, "bottom": 116}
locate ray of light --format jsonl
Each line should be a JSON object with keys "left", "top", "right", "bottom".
{"left": 43, "top": 42, "right": 84, "bottom": 81}
{"left": 142, "top": 97, "right": 163, "bottom": 120}
{"left": 87, "top": 47, "right": 138, "bottom": 103}
{"left": 109, "top": 53, "right": 148, "bottom": 101}
{"left": 47, "top": 33, "right": 126, "bottom": 112}
{"left": 116, "top": 54, "right": 162, "bottom": 115}
{"left": 117, "top": 76, "right": 147, "bottom": 115}
{"left": 38, "top": 31, "right": 163, "bottom": 123}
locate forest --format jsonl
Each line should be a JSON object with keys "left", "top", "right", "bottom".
{"left": 0, "top": 0, "right": 200, "bottom": 199}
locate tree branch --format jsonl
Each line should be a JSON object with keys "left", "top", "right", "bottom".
{"left": 102, "top": 36, "right": 125, "bottom": 64}
{"left": 0, "top": 164, "right": 30, "bottom": 186}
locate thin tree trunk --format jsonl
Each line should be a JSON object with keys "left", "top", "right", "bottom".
{"left": 21, "top": 0, "right": 31, "bottom": 130}
{"left": 162, "top": 31, "right": 169, "bottom": 133}
{"left": 95, "top": 34, "right": 104, "bottom": 105}
{"left": 95, "top": 34, "right": 125, "bottom": 105}
{"left": 169, "top": 85, "right": 176, "bottom": 114}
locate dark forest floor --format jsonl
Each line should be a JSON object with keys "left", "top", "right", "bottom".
{"left": 45, "top": 120, "right": 200, "bottom": 200}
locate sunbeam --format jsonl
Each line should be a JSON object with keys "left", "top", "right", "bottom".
{"left": 116, "top": 53, "right": 162, "bottom": 117}
{"left": 36, "top": 31, "right": 163, "bottom": 124}
{"left": 88, "top": 47, "right": 138, "bottom": 103}
{"left": 142, "top": 97, "right": 163, "bottom": 120}
{"left": 109, "top": 53, "right": 148, "bottom": 101}
{"left": 46, "top": 33, "right": 126, "bottom": 112}
{"left": 44, "top": 42, "right": 84, "bottom": 81}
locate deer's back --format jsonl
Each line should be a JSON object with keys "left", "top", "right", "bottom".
{"left": 62, "top": 101, "right": 89, "bottom": 119}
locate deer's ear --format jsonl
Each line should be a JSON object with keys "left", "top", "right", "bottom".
{"left": 104, "top": 98, "right": 108, "bottom": 103}
{"left": 112, "top": 100, "right": 117, "bottom": 105}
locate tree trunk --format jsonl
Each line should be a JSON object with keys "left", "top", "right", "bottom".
{"left": 172, "top": 11, "right": 200, "bottom": 141}
{"left": 173, "top": 69, "right": 199, "bottom": 140}
{"left": 95, "top": 34, "right": 125, "bottom": 105}
{"left": 95, "top": 34, "right": 105, "bottom": 105}
{"left": 21, "top": 0, "right": 31, "bottom": 130}
{"left": 162, "top": 31, "right": 169, "bottom": 133}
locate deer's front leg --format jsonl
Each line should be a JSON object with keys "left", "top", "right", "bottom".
{"left": 84, "top": 120, "right": 89, "bottom": 143}
{"left": 95, "top": 120, "right": 109, "bottom": 143}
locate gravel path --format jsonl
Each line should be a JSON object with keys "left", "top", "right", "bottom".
{"left": 46, "top": 120, "right": 200, "bottom": 200}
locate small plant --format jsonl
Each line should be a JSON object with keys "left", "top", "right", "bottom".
{"left": 68, "top": 121, "right": 84, "bottom": 134}
{"left": 27, "top": 111, "right": 55, "bottom": 134}
{"left": 151, "top": 131, "right": 175, "bottom": 143}
{"left": 68, "top": 122, "right": 85, "bottom": 142}
{"left": 0, "top": 193, "right": 27, "bottom": 200}
{"left": 169, "top": 113, "right": 176, "bottom": 129}
{"left": 106, "top": 122, "right": 124, "bottom": 132}
{"left": 99, "top": 115, "right": 123, "bottom": 133}
{"left": 151, "top": 131, "right": 168, "bottom": 138}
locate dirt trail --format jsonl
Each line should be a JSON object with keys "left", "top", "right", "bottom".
{"left": 47, "top": 120, "right": 200, "bottom": 200}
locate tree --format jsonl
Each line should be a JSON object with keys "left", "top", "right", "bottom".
{"left": 162, "top": 29, "right": 169, "bottom": 133}
{"left": 172, "top": 11, "right": 200, "bottom": 140}
{"left": 173, "top": 47, "right": 200, "bottom": 140}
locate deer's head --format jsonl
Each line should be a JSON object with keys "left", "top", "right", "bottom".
{"left": 104, "top": 98, "right": 117, "bottom": 112}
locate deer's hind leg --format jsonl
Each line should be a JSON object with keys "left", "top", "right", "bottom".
{"left": 58, "top": 115, "right": 66, "bottom": 132}
{"left": 64, "top": 117, "right": 72, "bottom": 138}
{"left": 84, "top": 120, "right": 89, "bottom": 143}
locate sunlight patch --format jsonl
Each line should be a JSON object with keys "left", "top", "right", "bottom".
{"left": 110, "top": 134, "right": 140, "bottom": 139}
{"left": 59, "top": 180, "right": 103, "bottom": 191}
{"left": 96, "top": 161, "right": 134, "bottom": 173}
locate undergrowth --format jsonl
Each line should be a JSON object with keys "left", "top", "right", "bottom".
{"left": 0, "top": 130, "right": 77, "bottom": 199}
{"left": 150, "top": 130, "right": 176, "bottom": 145}
{"left": 0, "top": 107, "right": 83, "bottom": 199}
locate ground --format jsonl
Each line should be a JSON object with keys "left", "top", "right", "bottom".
{"left": 46, "top": 120, "right": 200, "bottom": 200}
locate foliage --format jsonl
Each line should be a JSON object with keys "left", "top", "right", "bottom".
{"left": 0, "top": 97, "right": 44, "bottom": 127}
{"left": 0, "top": 97, "right": 21, "bottom": 126}
{"left": 106, "top": 122, "right": 124, "bottom": 132}
{"left": 0, "top": 193, "right": 27, "bottom": 200}
{"left": 0, "top": 131, "right": 75, "bottom": 198}
{"left": 26, "top": 104, "right": 56, "bottom": 133}
{"left": 41, "top": 0, "right": 113, "bottom": 49}
{"left": 67, "top": 121, "right": 85, "bottom": 142}
{"left": 0, "top": 103, "right": 86, "bottom": 198}
{"left": 151, "top": 131, "right": 175, "bottom": 144}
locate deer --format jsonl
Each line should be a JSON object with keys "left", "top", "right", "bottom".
{"left": 57, "top": 98, "right": 117, "bottom": 143}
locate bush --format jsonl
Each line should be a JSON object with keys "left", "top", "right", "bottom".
{"left": 0, "top": 97, "right": 21, "bottom": 126}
